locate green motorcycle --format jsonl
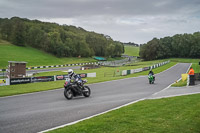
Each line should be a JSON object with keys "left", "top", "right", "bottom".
{"left": 148, "top": 74, "right": 154, "bottom": 84}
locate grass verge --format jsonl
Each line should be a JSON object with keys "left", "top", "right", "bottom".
{"left": 171, "top": 80, "right": 187, "bottom": 87}
{"left": 48, "top": 94, "right": 200, "bottom": 133}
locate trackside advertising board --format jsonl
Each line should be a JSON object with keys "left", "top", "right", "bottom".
{"left": 10, "top": 78, "right": 31, "bottom": 85}
{"left": 31, "top": 76, "right": 54, "bottom": 82}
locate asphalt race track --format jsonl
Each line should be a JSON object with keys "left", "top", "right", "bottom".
{"left": 0, "top": 63, "right": 191, "bottom": 133}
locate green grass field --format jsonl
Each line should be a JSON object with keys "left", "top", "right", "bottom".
{"left": 0, "top": 40, "right": 96, "bottom": 69}
{"left": 48, "top": 93, "right": 200, "bottom": 133}
{"left": 124, "top": 45, "right": 139, "bottom": 56}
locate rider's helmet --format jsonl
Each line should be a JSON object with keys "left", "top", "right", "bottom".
{"left": 68, "top": 69, "right": 74, "bottom": 76}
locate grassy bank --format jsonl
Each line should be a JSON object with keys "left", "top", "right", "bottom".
{"left": 48, "top": 93, "right": 200, "bottom": 133}
{"left": 124, "top": 45, "right": 139, "bottom": 56}
{"left": 0, "top": 61, "right": 175, "bottom": 97}
{"left": 0, "top": 40, "right": 140, "bottom": 69}
{"left": 0, "top": 40, "right": 96, "bottom": 69}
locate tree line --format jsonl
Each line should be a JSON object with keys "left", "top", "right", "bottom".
{"left": 139, "top": 32, "right": 200, "bottom": 60}
{"left": 0, "top": 17, "right": 124, "bottom": 57}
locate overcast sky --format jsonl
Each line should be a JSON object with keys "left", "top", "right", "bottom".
{"left": 0, "top": 0, "right": 200, "bottom": 44}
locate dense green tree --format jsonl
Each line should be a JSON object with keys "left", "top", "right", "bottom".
{"left": 140, "top": 32, "right": 200, "bottom": 60}
{"left": 0, "top": 18, "right": 12, "bottom": 40}
{"left": 10, "top": 17, "right": 27, "bottom": 46}
{"left": 0, "top": 17, "right": 124, "bottom": 58}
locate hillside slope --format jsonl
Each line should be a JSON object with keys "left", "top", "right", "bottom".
{"left": 0, "top": 40, "right": 95, "bottom": 69}
{"left": 124, "top": 45, "right": 139, "bottom": 57}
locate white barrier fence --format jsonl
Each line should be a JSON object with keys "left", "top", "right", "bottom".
{"left": 121, "top": 60, "right": 170, "bottom": 76}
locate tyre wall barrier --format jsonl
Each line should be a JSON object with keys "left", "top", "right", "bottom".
{"left": 0, "top": 62, "right": 99, "bottom": 71}
{"left": 26, "top": 62, "right": 99, "bottom": 70}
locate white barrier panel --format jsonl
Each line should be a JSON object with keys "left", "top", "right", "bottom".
{"left": 131, "top": 69, "right": 135, "bottom": 74}
{"left": 26, "top": 73, "right": 33, "bottom": 77}
{"left": 134, "top": 68, "right": 143, "bottom": 73}
{"left": 87, "top": 73, "right": 96, "bottom": 77}
{"left": 122, "top": 70, "right": 127, "bottom": 76}
{"left": 6, "top": 78, "right": 10, "bottom": 85}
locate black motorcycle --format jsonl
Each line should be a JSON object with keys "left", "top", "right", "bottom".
{"left": 64, "top": 77, "right": 91, "bottom": 100}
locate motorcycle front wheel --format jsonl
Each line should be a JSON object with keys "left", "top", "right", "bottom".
{"left": 64, "top": 88, "right": 73, "bottom": 100}
{"left": 83, "top": 86, "right": 91, "bottom": 97}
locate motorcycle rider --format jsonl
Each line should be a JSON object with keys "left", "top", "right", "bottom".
{"left": 68, "top": 69, "right": 76, "bottom": 80}
{"left": 148, "top": 68, "right": 155, "bottom": 81}
{"left": 68, "top": 69, "right": 83, "bottom": 92}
